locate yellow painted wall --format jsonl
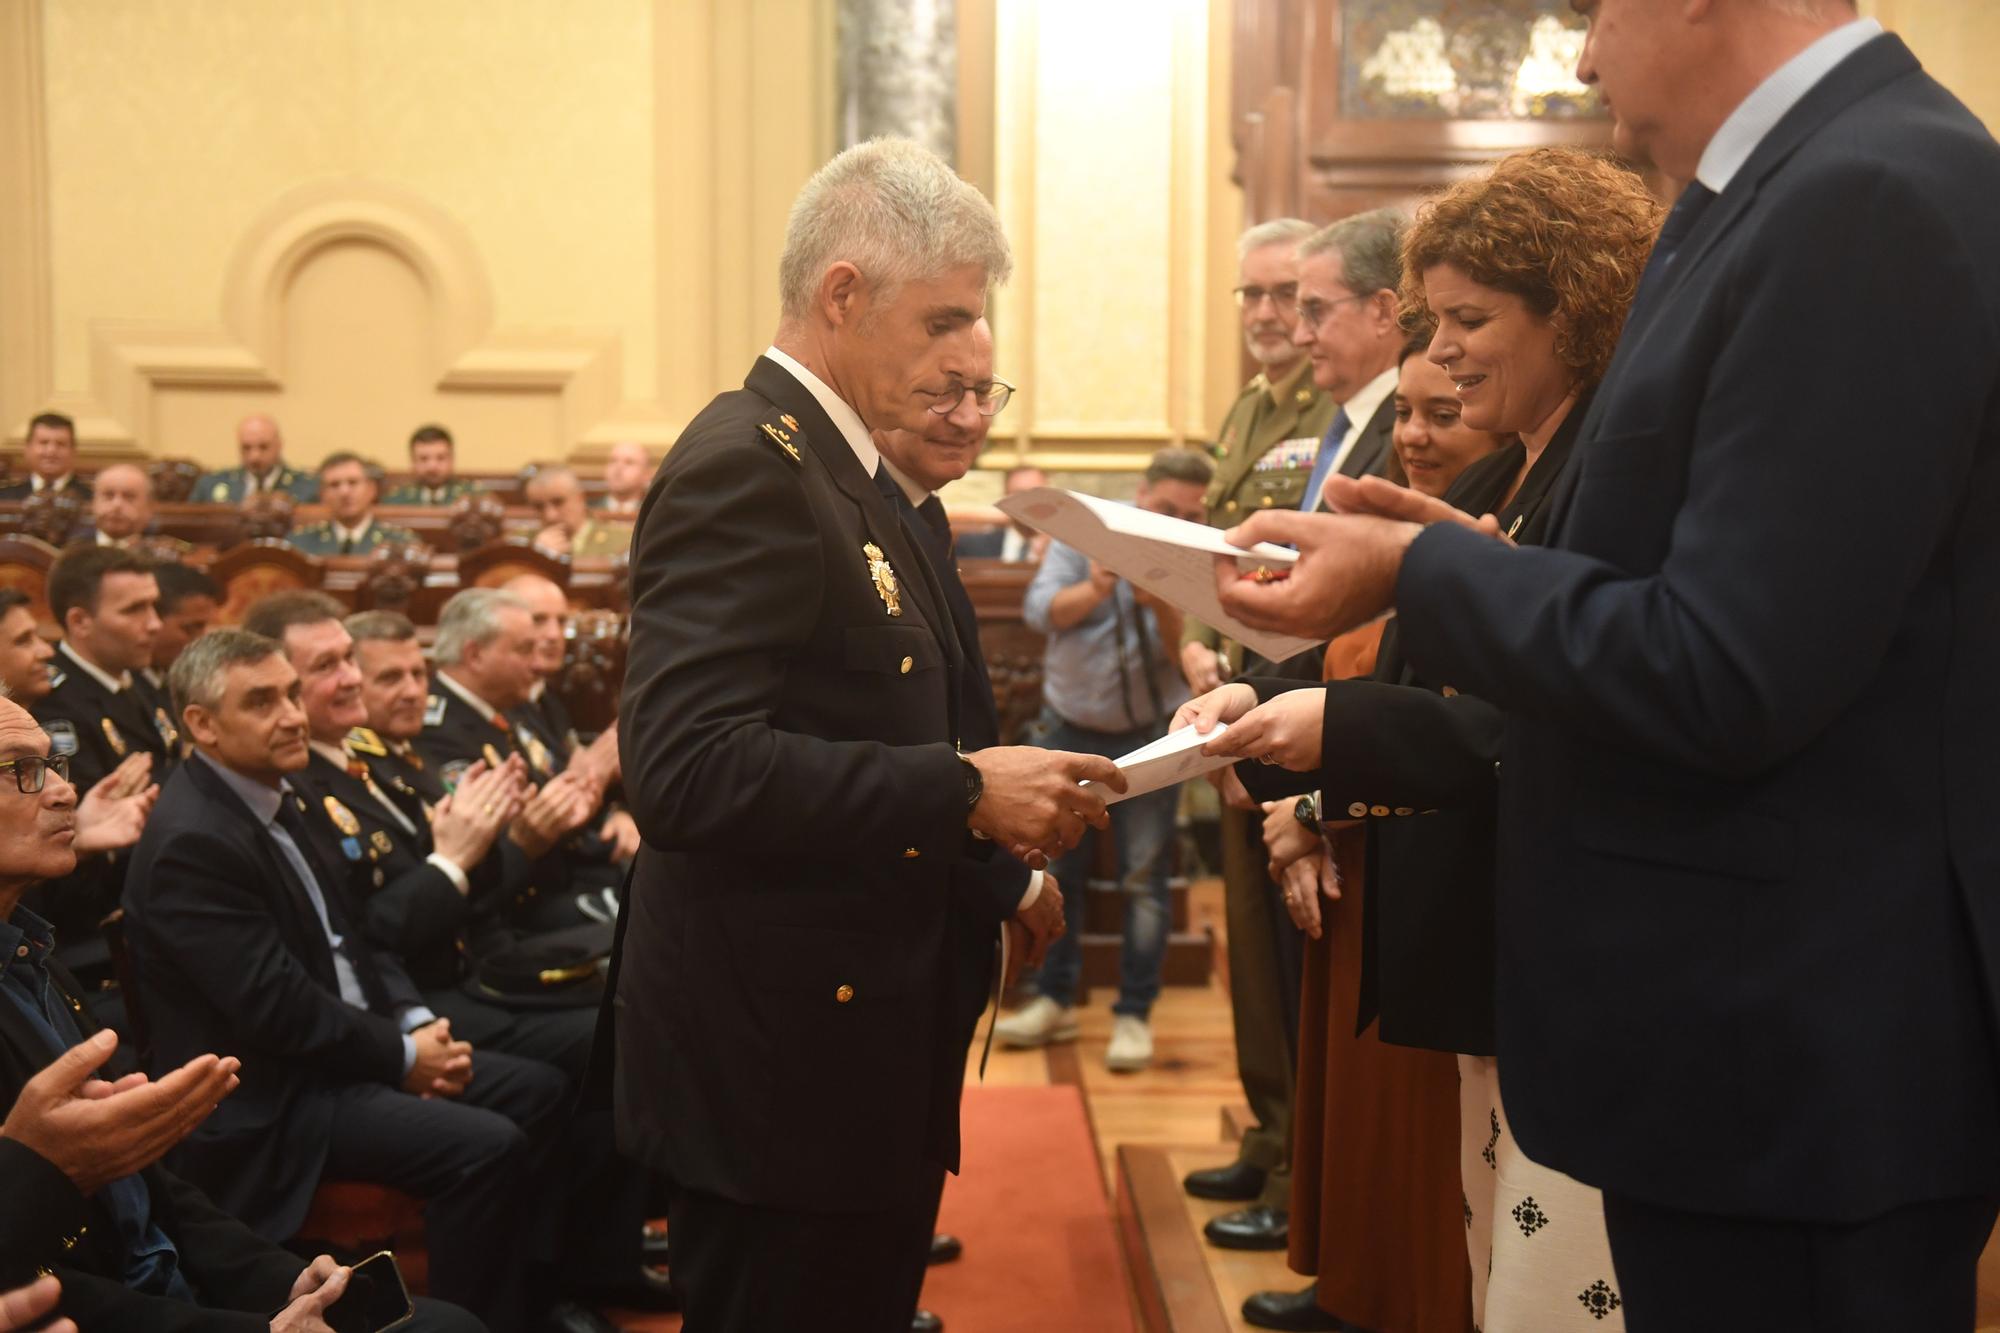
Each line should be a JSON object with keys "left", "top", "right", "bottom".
{"left": 1, "top": 0, "right": 833, "bottom": 472}
{"left": 1865, "top": 0, "right": 2000, "bottom": 130}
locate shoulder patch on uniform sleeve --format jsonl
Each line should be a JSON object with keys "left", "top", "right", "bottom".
{"left": 424, "top": 694, "right": 447, "bottom": 727}
{"left": 439, "top": 759, "right": 471, "bottom": 790}
{"left": 758, "top": 420, "right": 803, "bottom": 466}
{"left": 43, "top": 719, "right": 76, "bottom": 756}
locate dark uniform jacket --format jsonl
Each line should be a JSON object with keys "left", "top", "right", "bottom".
{"left": 28, "top": 644, "right": 181, "bottom": 964}
{"left": 286, "top": 515, "right": 418, "bottom": 556}
{"left": 604, "top": 355, "right": 1004, "bottom": 1214}
{"left": 415, "top": 678, "right": 621, "bottom": 917}
{"left": 122, "top": 756, "right": 427, "bottom": 1240}
{"left": 0, "top": 474, "right": 91, "bottom": 502}
{"left": 191, "top": 464, "right": 317, "bottom": 505}
{"left": 0, "top": 964, "right": 307, "bottom": 1331}
{"left": 1238, "top": 399, "right": 1589, "bottom": 1057}
{"left": 382, "top": 479, "right": 478, "bottom": 506}
{"left": 1394, "top": 34, "right": 2000, "bottom": 1221}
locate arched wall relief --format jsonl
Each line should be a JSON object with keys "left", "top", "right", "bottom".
{"left": 68, "top": 179, "right": 653, "bottom": 469}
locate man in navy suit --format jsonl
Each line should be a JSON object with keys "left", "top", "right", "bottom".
{"left": 1209, "top": 2, "right": 2000, "bottom": 1327}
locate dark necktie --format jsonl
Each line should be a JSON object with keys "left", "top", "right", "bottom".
{"left": 272, "top": 795, "right": 391, "bottom": 1009}
{"left": 1631, "top": 181, "right": 1718, "bottom": 319}
{"left": 339, "top": 534, "right": 355, "bottom": 555}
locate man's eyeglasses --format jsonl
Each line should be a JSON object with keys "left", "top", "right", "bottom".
{"left": 1233, "top": 283, "right": 1299, "bottom": 311}
{"left": 1295, "top": 292, "right": 1371, "bottom": 331}
{"left": 926, "top": 380, "right": 1017, "bottom": 418}
{"left": 0, "top": 754, "right": 69, "bottom": 794}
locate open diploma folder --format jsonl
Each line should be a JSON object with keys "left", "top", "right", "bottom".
{"left": 1084, "top": 721, "right": 1239, "bottom": 805}
{"left": 996, "top": 487, "right": 1319, "bottom": 664}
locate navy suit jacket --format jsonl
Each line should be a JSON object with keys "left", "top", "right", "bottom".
{"left": 1395, "top": 35, "right": 2000, "bottom": 1222}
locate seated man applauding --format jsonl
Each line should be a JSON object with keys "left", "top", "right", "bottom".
{"left": 0, "top": 690, "right": 479, "bottom": 1331}
{"left": 121, "top": 629, "right": 571, "bottom": 1333}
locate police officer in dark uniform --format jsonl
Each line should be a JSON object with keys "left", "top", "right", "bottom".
{"left": 600, "top": 139, "right": 1125, "bottom": 1333}
{"left": 416, "top": 589, "right": 621, "bottom": 930}
{"left": 27, "top": 546, "right": 173, "bottom": 973}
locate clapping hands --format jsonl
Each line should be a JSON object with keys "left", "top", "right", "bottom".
{"left": 74, "top": 752, "right": 159, "bottom": 854}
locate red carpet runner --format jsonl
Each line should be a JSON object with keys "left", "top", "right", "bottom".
{"left": 620, "top": 1084, "right": 1135, "bottom": 1332}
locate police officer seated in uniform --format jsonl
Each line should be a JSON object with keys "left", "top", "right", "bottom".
{"left": 0, "top": 413, "right": 90, "bottom": 503}
{"left": 119, "top": 628, "right": 610, "bottom": 1333}
{"left": 287, "top": 453, "right": 418, "bottom": 557}
{"left": 415, "top": 590, "right": 618, "bottom": 929}
{"left": 499, "top": 575, "right": 636, "bottom": 863}
{"left": 525, "top": 467, "right": 631, "bottom": 559}
{"left": 27, "top": 547, "right": 175, "bottom": 981}
{"left": 383, "top": 424, "right": 479, "bottom": 507}
{"left": 193, "top": 414, "right": 319, "bottom": 505}
{"left": 0, "top": 692, "right": 483, "bottom": 1332}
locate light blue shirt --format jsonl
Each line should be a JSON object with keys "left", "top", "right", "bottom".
{"left": 1024, "top": 535, "right": 1190, "bottom": 735}
{"left": 195, "top": 752, "right": 432, "bottom": 1073}
{"left": 1696, "top": 18, "right": 1884, "bottom": 193}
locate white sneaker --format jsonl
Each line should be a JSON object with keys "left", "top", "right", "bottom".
{"left": 1105, "top": 1015, "right": 1154, "bottom": 1072}
{"left": 993, "top": 996, "right": 1079, "bottom": 1048}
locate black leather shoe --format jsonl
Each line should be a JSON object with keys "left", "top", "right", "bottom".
{"left": 1182, "top": 1159, "right": 1267, "bottom": 1202}
{"left": 544, "top": 1301, "right": 626, "bottom": 1333}
{"left": 1204, "top": 1205, "right": 1288, "bottom": 1251}
{"left": 912, "top": 1311, "right": 944, "bottom": 1332}
{"left": 1242, "top": 1285, "right": 1343, "bottom": 1331}
{"left": 927, "top": 1233, "right": 963, "bottom": 1265}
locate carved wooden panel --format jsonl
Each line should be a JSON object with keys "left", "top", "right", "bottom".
{"left": 456, "top": 539, "right": 571, "bottom": 591}
{"left": 1235, "top": 0, "right": 1612, "bottom": 225}
{"left": 209, "top": 541, "right": 323, "bottom": 625}
{"left": 0, "top": 536, "right": 59, "bottom": 626}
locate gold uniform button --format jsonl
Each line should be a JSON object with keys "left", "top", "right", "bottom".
{"left": 1370, "top": 805, "right": 1391, "bottom": 817}
{"left": 1394, "top": 807, "right": 1414, "bottom": 817}
{"left": 1225, "top": 500, "right": 1239, "bottom": 512}
{"left": 903, "top": 847, "right": 920, "bottom": 859}
{"left": 1260, "top": 495, "right": 1274, "bottom": 507}
{"left": 1347, "top": 801, "right": 1368, "bottom": 818}
{"left": 1441, "top": 685, "right": 1459, "bottom": 698}
{"left": 835, "top": 985, "right": 855, "bottom": 1004}
{"left": 898, "top": 655, "right": 913, "bottom": 674}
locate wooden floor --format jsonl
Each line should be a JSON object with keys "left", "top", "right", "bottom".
{"left": 989, "top": 874, "right": 2000, "bottom": 1333}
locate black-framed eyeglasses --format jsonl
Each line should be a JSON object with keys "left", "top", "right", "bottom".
{"left": 1296, "top": 293, "right": 1371, "bottom": 331}
{"left": 0, "top": 754, "right": 69, "bottom": 794}
{"left": 1233, "top": 282, "right": 1299, "bottom": 311}
{"left": 925, "top": 380, "right": 1016, "bottom": 418}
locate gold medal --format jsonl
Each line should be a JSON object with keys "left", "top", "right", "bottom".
{"left": 101, "top": 718, "right": 126, "bottom": 757}
{"left": 521, "top": 733, "right": 553, "bottom": 777}
{"left": 323, "top": 796, "right": 361, "bottom": 836}
{"left": 481, "top": 743, "right": 505, "bottom": 770}
{"left": 370, "top": 830, "right": 393, "bottom": 855}
{"left": 863, "top": 543, "right": 902, "bottom": 617}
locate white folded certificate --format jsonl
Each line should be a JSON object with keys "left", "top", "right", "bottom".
{"left": 1084, "top": 722, "right": 1237, "bottom": 805}
{"left": 997, "top": 487, "right": 1319, "bottom": 664}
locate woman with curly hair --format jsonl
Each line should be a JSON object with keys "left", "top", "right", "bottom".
{"left": 1182, "top": 146, "right": 1663, "bottom": 1332}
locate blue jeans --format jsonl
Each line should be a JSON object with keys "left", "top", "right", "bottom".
{"left": 1029, "top": 709, "right": 1179, "bottom": 1018}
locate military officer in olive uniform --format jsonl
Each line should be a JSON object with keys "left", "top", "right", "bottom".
{"left": 193, "top": 413, "right": 320, "bottom": 503}
{"left": 287, "top": 452, "right": 418, "bottom": 557}
{"left": 383, "top": 424, "right": 481, "bottom": 506}
{"left": 1178, "top": 214, "right": 1408, "bottom": 1253}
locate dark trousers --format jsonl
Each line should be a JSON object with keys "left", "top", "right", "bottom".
{"left": 322, "top": 1051, "right": 568, "bottom": 1333}
{"left": 1219, "top": 804, "right": 1305, "bottom": 1210}
{"left": 669, "top": 1164, "right": 947, "bottom": 1333}
{"left": 1603, "top": 1189, "right": 2000, "bottom": 1332}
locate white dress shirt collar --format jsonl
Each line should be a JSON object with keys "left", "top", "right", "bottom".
{"left": 1696, "top": 19, "right": 1883, "bottom": 194}
{"left": 57, "top": 639, "right": 131, "bottom": 694}
{"left": 763, "top": 344, "right": 880, "bottom": 478}
{"left": 435, "top": 668, "right": 504, "bottom": 726}
{"left": 308, "top": 739, "right": 353, "bottom": 771}
{"left": 332, "top": 516, "right": 374, "bottom": 546}
{"left": 876, "top": 454, "right": 933, "bottom": 507}
{"left": 31, "top": 473, "right": 74, "bottom": 495}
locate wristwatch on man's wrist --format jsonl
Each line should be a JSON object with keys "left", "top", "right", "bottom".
{"left": 959, "top": 754, "right": 984, "bottom": 812}
{"left": 1293, "top": 792, "right": 1321, "bottom": 831}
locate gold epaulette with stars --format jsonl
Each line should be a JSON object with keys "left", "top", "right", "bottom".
{"left": 758, "top": 413, "right": 803, "bottom": 466}
{"left": 346, "top": 726, "right": 388, "bottom": 757}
